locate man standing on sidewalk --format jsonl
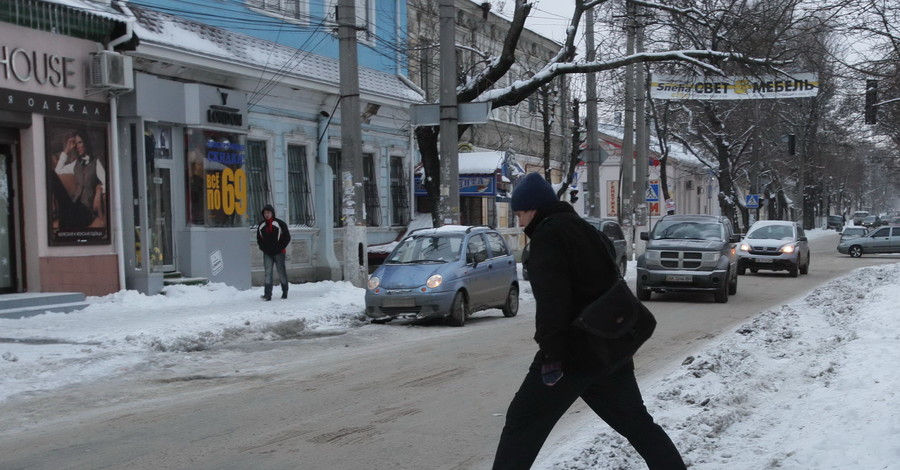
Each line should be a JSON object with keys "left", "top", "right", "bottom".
{"left": 256, "top": 204, "right": 291, "bottom": 301}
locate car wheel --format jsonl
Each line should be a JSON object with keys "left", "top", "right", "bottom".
{"left": 446, "top": 291, "right": 468, "bottom": 327}
{"left": 738, "top": 266, "right": 747, "bottom": 275}
{"left": 714, "top": 274, "right": 729, "bottom": 303}
{"left": 849, "top": 245, "right": 863, "bottom": 258}
{"left": 800, "top": 254, "right": 810, "bottom": 275}
{"left": 636, "top": 278, "right": 651, "bottom": 301}
{"left": 728, "top": 270, "right": 738, "bottom": 295}
{"left": 750, "top": 268, "right": 759, "bottom": 274}
{"left": 788, "top": 262, "right": 799, "bottom": 277}
{"left": 502, "top": 284, "right": 519, "bottom": 317}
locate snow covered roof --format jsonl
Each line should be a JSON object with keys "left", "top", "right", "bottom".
{"left": 597, "top": 123, "right": 707, "bottom": 168}
{"left": 459, "top": 151, "right": 504, "bottom": 174}
{"left": 40, "top": 0, "right": 128, "bottom": 22}
{"left": 128, "top": 6, "right": 423, "bottom": 104}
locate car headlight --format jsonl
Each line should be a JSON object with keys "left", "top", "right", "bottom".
{"left": 426, "top": 274, "right": 443, "bottom": 289}
{"left": 702, "top": 252, "right": 719, "bottom": 262}
{"left": 740, "top": 243, "right": 751, "bottom": 252}
{"left": 644, "top": 250, "right": 661, "bottom": 261}
{"left": 779, "top": 244, "right": 796, "bottom": 254}
{"left": 367, "top": 276, "right": 380, "bottom": 290}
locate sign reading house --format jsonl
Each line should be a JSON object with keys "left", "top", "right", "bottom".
{"left": 651, "top": 73, "right": 819, "bottom": 100}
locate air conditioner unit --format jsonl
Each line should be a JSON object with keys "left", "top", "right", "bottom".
{"left": 88, "top": 51, "right": 133, "bottom": 90}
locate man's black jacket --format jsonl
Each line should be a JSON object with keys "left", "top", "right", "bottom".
{"left": 524, "top": 202, "right": 620, "bottom": 371}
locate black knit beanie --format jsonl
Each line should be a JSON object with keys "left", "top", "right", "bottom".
{"left": 510, "top": 173, "right": 558, "bottom": 211}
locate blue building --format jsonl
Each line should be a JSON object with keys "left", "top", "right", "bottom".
{"left": 111, "top": 0, "right": 421, "bottom": 293}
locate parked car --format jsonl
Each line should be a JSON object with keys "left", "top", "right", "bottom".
{"left": 825, "top": 215, "right": 844, "bottom": 231}
{"left": 861, "top": 215, "right": 883, "bottom": 228}
{"left": 737, "top": 220, "right": 810, "bottom": 277}
{"left": 522, "top": 217, "right": 628, "bottom": 280}
{"left": 888, "top": 216, "right": 900, "bottom": 226}
{"left": 852, "top": 211, "right": 870, "bottom": 225}
{"left": 584, "top": 217, "right": 629, "bottom": 276}
{"left": 636, "top": 214, "right": 740, "bottom": 303}
{"left": 838, "top": 226, "right": 900, "bottom": 257}
{"left": 364, "top": 226, "right": 519, "bottom": 326}
{"left": 840, "top": 226, "right": 869, "bottom": 241}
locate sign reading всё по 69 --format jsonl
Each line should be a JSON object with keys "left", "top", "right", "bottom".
{"left": 205, "top": 167, "right": 247, "bottom": 215}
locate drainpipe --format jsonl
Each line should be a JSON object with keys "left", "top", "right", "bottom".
{"left": 107, "top": 1, "right": 135, "bottom": 291}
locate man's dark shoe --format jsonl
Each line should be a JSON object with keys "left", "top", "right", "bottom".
{"left": 261, "top": 295, "right": 271, "bottom": 301}
{"left": 281, "top": 292, "right": 288, "bottom": 299}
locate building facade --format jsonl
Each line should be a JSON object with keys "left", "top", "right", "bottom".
{"left": 115, "top": 3, "right": 421, "bottom": 293}
{"left": 0, "top": 0, "right": 129, "bottom": 296}
{"left": 407, "top": 0, "right": 571, "bottom": 229}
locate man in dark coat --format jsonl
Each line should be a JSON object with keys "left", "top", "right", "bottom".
{"left": 256, "top": 204, "right": 291, "bottom": 301}
{"left": 491, "top": 172, "right": 685, "bottom": 469}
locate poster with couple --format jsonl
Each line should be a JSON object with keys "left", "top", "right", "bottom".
{"left": 45, "top": 118, "right": 110, "bottom": 245}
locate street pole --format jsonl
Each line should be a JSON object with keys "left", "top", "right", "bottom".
{"left": 621, "top": 0, "right": 635, "bottom": 229}
{"left": 438, "top": 0, "right": 460, "bottom": 225}
{"left": 338, "top": 0, "right": 367, "bottom": 287}
{"left": 585, "top": 7, "right": 600, "bottom": 218}
{"left": 633, "top": 4, "right": 648, "bottom": 233}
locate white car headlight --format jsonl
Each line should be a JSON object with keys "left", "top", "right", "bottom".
{"left": 644, "top": 250, "right": 661, "bottom": 261}
{"left": 426, "top": 274, "right": 443, "bottom": 289}
{"left": 740, "top": 243, "right": 751, "bottom": 252}
{"left": 779, "top": 244, "right": 796, "bottom": 254}
{"left": 367, "top": 276, "right": 380, "bottom": 290}
{"left": 702, "top": 252, "right": 719, "bottom": 262}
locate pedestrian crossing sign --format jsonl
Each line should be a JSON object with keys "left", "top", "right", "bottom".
{"left": 646, "top": 182, "right": 660, "bottom": 202}
{"left": 746, "top": 194, "right": 760, "bottom": 208}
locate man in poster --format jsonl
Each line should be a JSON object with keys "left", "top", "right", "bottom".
{"left": 47, "top": 119, "right": 110, "bottom": 245}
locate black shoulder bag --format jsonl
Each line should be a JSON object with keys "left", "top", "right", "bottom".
{"left": 572, "top": 234, "right": 657, "bottom": 371}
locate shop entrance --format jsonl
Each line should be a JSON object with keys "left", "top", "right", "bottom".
{"left": 145, "top": 124, "right": 176, "bottom": 272}
{"left": 0, "top": 141, "right": 18, "bottom": 293}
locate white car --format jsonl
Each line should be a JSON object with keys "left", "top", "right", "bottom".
{"left": 737, "top": 220, "right": 810, "bottom": 277}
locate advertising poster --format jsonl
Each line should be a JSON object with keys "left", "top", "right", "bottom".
{"left": 45, "top": 118, "right": 110, "bottom": 245}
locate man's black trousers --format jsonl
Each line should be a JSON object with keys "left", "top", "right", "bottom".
{"left": 492, "top": 361, "right": 686, "bottom": 470}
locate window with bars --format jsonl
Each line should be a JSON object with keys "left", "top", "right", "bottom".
{"left": 247, "top": 0, "right": 308, "bottom": 24}
{"left": 328, "top": 148, "right": 342, "bottom": 227}
{"left": 287, "top": 144, "right": 315, "bottom": 226}
{"left": 390, "top": 157, "right": 409, "bottom": 226}
{"left": 363, "top": 153, "right": 381, "bottom": 227}
{"left": 245, "top": 140, "right": 271, "bottom": 226}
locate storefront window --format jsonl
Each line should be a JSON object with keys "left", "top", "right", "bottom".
{"left": 185, "top": 128, "right": 247, "bottom": 227}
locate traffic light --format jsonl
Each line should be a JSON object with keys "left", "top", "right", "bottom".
{"left": 865, "top": 79, "right": 878, "bottom": 125}
{"left": 569, "top": 189, "right": 579, "bottom": 204}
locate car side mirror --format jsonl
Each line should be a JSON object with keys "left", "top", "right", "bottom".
{"left": 729, "top": 234, "right": 742, "bottom": 243}
{"left": 798, "top": 236, "right": 808, "bottom": 242}
{"left": 640, "top": 232, "right": 649, "bottom": 241}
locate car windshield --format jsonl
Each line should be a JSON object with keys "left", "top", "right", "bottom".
{"left": 651, "top": 221, "right": 724, "bottom": 240}
{"left": 843, "top": 228, "right": 866, "bottom": 236}
{"left": 386, "top": 234, "right": 463, "bottom": 264}
{"left": 828, "top": 216, "right": 842, "bottom": 222}
{"left": 747, "top": 224, "right": 794, "bottom": 240}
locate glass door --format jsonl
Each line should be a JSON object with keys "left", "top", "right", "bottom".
{"left": 0, "top": 143, "right": 16, "bottom": 292}
{"left": 144, "top": 124, "right": 175, "bottom": 272}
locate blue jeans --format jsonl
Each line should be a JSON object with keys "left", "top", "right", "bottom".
{"left": 263, "top": 252, "right": 288, "bottom": 298}
{"left": 492, "top": 361, "right": 686, "bottom": 470}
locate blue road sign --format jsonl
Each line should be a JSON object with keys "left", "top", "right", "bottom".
{"left": 746, "top": 194, "right": 760, "bottom": 208}
{"left": 646, "top": 182, "right": 660, "bottom": 202}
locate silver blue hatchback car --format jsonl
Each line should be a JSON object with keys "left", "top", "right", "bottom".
{"left": 365, "top": 226, "right": 519, "bottom": 326}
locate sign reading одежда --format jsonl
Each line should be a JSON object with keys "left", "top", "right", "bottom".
{"left": 651, "top": 73, "right": 819, "bottom": 100}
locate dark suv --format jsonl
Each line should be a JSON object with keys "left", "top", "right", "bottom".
{"left": 636, "top": 214, "right": 740, "bottom": 303}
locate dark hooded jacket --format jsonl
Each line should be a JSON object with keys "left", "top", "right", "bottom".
{"left": 256, "top": 204, "right": 291, "bottom": 256}
{"left": 524, "top": 201, "right": 621, "bottom": 372}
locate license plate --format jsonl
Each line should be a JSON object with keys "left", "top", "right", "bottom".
{"left": 755, "top": 258, "right": 774, "bottom": 263}
{"left": 383, "top": 297, "right": 415, "bottom": 308}
{"left": 666, "top": 274, "right": 693, "bottom": 282}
